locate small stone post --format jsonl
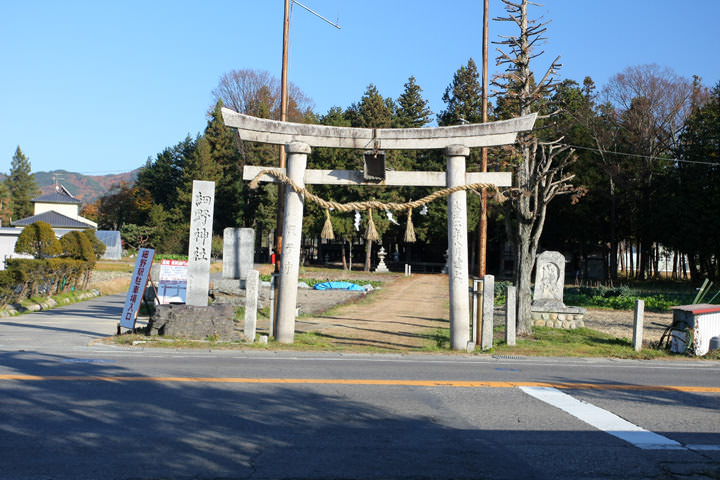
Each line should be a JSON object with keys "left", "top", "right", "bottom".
{"left": 276, "top": 142, "right": 310, "bottom": 343}
{"left": 481, "top": 274, "right": 495, "bottom": 350}
{"left": 633, "top": 299, "right": 644, "bottom": 352}
{"left": 506, "top": 286, "right": 517, "bottom": 346}
{"left": 446, "top": 145, "right": 470, "bottom": 351}
{"left": 244, "top": 269, "right": 260, "bottom": 342}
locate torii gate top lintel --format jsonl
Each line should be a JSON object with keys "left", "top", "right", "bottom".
{"left": 221, "top": 107, "right": 536, "bottom": 150}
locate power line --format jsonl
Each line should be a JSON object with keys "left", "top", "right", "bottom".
{"left": 559, "top": 143, "right": 720, "bottom": 167}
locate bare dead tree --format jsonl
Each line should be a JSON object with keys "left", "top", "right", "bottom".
{"left": 210, "top": 68, "right": 314, "bottom": 122}
{"left": 493, "top": 0, "right": 579, "bottom": 335}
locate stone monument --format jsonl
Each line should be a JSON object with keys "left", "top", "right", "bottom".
{"left": 531, "top": 251, "right": 585, "bottom": 328}
{"left": 223, "top": 227, "right": 255, "bottom": 280}
{"left": 148, "top": 180, "right": 234, "bottom": 340}
{"left": 186, "top": 180, "right": 215, "bottom": 306}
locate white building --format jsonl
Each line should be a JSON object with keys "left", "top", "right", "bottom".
{"left": 0, "top": 185, "right": 120, "bottom": 268}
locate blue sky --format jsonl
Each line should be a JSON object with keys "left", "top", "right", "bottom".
{"left": 2, "top": 1, "right": 718, "bottom": 175}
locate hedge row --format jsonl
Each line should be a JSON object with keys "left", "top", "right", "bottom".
{"left": 0, "top": 258, "right": 95, "bottom": 307}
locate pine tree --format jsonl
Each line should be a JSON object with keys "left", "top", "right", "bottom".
{"left": 176, "top": 136, "right": 223, "bottom": 221}
{"left": 0, "top": 180, "right": 11, "bottom": 226}
{"left": 395, "top": 76, "right": 432, "bottom": 128}
{"left": 204, "top": 100, "right": 243, "bottom": 233}
{"left": 7, "top": 146, "right": 40, "bottom": 220}
{"left": 348, "top": 84, "right": 394, "bottom": 129}
{"left": 438, "top": 59, "right": 483, "bottom": 126}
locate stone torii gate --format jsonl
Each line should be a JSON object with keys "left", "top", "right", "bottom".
{"left": 222, "top": 108, "right": 536, "bottom": 350}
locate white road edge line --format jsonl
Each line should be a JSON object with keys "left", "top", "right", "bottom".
{"left": 519, "top": 386, "right": 686, "bottom": 450}
{"left": 687, "top": 444, "right": 720, "bottom": 451}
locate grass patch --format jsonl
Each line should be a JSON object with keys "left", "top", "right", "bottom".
{"left": 420, "top": 328, "right": 451, "bottom": 351}
{"left": 292, "top": 332, "right": 335, "bottom": 349}
{"left": 95, "top": 260, "right": 134, "bottom": 273}
{"left": 490, "top": 326, "right": 672, "bottom": 359}
{"left": 563, "top": 284, "right": 697, "bottom": 312}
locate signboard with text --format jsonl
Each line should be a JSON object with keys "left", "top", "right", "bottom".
{"left": 157, "top": 259, "right": 188, "bottom": 304}
{"left": 120, "top": 248, "right": 155, "bottom": 330}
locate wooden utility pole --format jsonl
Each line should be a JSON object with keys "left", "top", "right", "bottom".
{"left": 478, "top": 0, "right": 490, "bottom": 277}
{"left": 276, "top": 0, "right": 290, "bottom": 270}
{"left": 272, "top": 0, "right": 291, "bottom": 337}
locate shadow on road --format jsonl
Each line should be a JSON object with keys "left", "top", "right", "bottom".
{"left": 1, "top": 352, "right": 715, "bottom": 479}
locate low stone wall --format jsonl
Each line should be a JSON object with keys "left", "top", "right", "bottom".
{"left": 148, "top": 304, "right": 235, "bottom": 340}
{"left": 531, "top": 309, "right": 585, "bottom": 329}
{"left": 0, "top": 290, "right": 102, "bottom": 317}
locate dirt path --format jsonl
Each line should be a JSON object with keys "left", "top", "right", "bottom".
{"left": 296, "top": 273, "right": 676, "bottom": 349}
{"left": 297, "top": 274, "right": 450, "bottom": 350}
{"left": 90, "top": 268, "right": 675, "bottom": 349}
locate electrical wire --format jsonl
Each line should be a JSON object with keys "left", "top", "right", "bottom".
{"left": 557, "top": 142, "right": 720, "bottom": 167}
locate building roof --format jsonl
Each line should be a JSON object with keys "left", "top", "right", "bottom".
{"left": 12, "top": 210, "right": 94, "bottom": 229}
{"left": 672, "top": 304, "right": 720, "bottom": 315}
{"left": 32, "top": 185, "right": 81, "bottom": 205}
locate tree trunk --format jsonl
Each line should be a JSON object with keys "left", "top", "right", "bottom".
{"left": 364, "top": 240, "right": 373, "bottom": 272}
{"left": 348, "top": 237, "right": 353, "bottom": 271}
{"left": 609, "top": 177, "right": 618, "bottom": 281}
{"left": 515, "top": 225, "right": 535, "bottom": 336}
{"left": 341, "top": 240, "right": 348, "bottom": 271}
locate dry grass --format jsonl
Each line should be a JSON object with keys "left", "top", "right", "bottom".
{"left": 89, "top": 276, "right": 131, "bottom": 295}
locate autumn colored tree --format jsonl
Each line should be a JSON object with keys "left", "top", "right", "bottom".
{"left": 96, "top": 182, "right": 153, "bottom": 231}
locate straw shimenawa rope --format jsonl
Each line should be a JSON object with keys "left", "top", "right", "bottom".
{"left": 404, "top": 207, "right": 416, "bottom": 243}
{"left": 249, "top": 168, "right": 507, "bottom": 213}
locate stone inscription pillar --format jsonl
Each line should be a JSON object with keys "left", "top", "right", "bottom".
{"left": 276, "top": 142, "right": 310, "bottom": 343}
{"left": 446, "top": 145, "right": 470, "bottom": 351}
{"left": 186, "top": 180, "right": 215, "bottom": 306}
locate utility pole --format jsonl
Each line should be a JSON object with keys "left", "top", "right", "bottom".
{"left": 276, "top": 0, "right": 290, "bottom": 267}
{"left": 274, "top": 0, "right": 339, "bottom": 336}
{"left": 478, "top": 0, "right": 490, "bottom": 277}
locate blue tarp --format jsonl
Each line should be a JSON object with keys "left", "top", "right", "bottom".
{"left": 313, "top": 281, "right": 366, "bottom": 291}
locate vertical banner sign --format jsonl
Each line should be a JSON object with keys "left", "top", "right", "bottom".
{"left": 120, "top": 248, "right": 155, "bottom": 330}
{"left": 186, "top": 180, "right": 215, "bottom": 306}
{"left": 157, "top": 259, "right": 188, "bottom": 304}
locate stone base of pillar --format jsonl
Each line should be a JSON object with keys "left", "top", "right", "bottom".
{"left": 148, "top": 304, "right": 234, "bottom": 340}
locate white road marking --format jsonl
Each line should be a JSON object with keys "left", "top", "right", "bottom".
{"left": 520, "top": 386, "right": 686, "bottom": 450}
{"left": 687, "top": 444, "right": 720, "bottom": 451}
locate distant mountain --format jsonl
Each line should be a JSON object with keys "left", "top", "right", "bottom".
{"left": 33, "top": 169, "right": 139, "bottom": 204}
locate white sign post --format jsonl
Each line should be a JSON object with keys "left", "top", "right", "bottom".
{"left": 120, "top": 248, "right": 155, "bottom": 330}
{"left": 157, "top": 259, "right": 188, "bottom": 304}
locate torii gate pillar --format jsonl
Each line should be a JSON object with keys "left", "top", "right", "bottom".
{"left": 446, "top": 145, "right": 471, "bottom": 350}
{"left": 276, "top": 142, "right": 310, "bottom": 343}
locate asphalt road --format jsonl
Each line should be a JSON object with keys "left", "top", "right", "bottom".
{"left": 0, "top": 295, "right": 719, "bottom": 480}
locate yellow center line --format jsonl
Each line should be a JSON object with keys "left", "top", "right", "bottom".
{"left": 1, "top": 375, "right": 719, "bottom": 392}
